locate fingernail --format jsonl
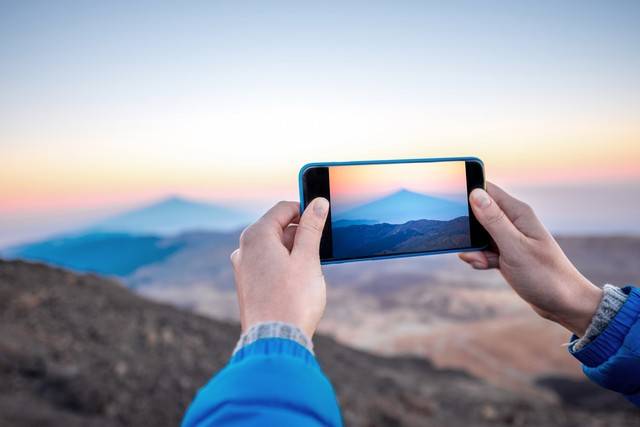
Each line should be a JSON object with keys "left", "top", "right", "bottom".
{"left": 471, "top": 262, "right": 484, "bottom": 269}
{"left": 313, "top": 197, "right": 329, "bottom": 217}
{"left": 471, "top": 189, "right": 491, "bottom": 209}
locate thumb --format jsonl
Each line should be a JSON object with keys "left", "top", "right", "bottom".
{"left": 292, "top": 197, "right": 329, "bottom": 259}
{"left": 469, "top": 188, "right": 523, "bottom": 252}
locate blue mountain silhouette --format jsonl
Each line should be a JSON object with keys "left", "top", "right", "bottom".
{"left": 2, "top": 229, "right": 239, "bottom": 278}
{"left": 2, "top": 196, "right": 253, "bottom": 276}
{"left": 332, "top": 189, "right": 468, "bottom": 226}
{"left": 3, "top": 232, "right": 183, "bottom": 276}
{"left": 92, "top": 196, "right": 253, "bottom": 235}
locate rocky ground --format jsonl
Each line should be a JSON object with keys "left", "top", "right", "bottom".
{"left": 1, "top": 260, "right": 638, "bottom": 427}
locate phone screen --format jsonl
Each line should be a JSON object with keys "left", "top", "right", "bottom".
{"left": 301, "top": 158, "right": 487, "bottom": 263}
{"left": 330, "top": 161, "right": 472, "bottom": 259}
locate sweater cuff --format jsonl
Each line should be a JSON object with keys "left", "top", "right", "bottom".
{"left": 571, "top": 284, "right": 628, "bottom": 351}
{"left": 569, "top": 286, "right": 639, "bottom": 367}
{"left": 233, "top": 321, "right": 314, "bottom": 355}
{"left": 230, "top": 337, "right": 318, "bottom": 368}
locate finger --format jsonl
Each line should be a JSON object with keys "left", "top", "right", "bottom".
{"left": 283, "top": 224, "right": 298, "bottom": 252}
{"left": 459, "top": 251, "right": 500, "bottom": 269}
{"left": 459, "top": 251, "right": 489, "bottom": 269}
{"left": 292, "top": 197, "right": 329, "bottom": 259}
{"left": 470, "top": 188, "right": 523, "bottom": 253}
{"left": 485, "top": 182, "right": 525, "bottom": 219}
{"left": 258, "top": 201, "right": 301, "bottom": 233}
{"left": 486, "top": 182, "right": 547, "bottom": 240}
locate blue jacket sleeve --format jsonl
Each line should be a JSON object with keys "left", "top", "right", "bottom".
{"left": 569, "top": 286, "right": 640, "bottom": 406}
{"left": 181, "top": 338, "right": 343, "bottom": 427}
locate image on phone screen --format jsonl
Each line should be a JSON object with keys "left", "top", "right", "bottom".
{"left": 300, "top": 158, "right": 488, "bottom": 263}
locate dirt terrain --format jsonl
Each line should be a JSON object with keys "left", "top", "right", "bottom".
{"left": 129, "top": 235, "right": 640, "bottom": 397}
{"left": 1, "top": 260, "right": 637, "bottom": 426}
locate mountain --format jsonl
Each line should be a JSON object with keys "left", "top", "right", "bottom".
{"left": 333, "top": 189, "right": 468, "bottom": 225}
{"left": 3, "top": 232, "right": 184, "bottom": 276}
{"left": 0, "top": 260, "right": 636, "bottom": 427}
{"left": 91, "top": 196, "right": 253, "bottom": 235}
{"left": 332, "top": 216, "right": 471, "bottom": 259}
{"left": 3, "top": 231, "right": 237, "bottom": 279}
{"left": 3, "top": 232, "right": 181, "bottom": 276}
{"left": 1, "top": 195, "right": 251, "bottom": 277}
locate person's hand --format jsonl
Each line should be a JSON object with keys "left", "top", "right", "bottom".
{"left": 230, "top": 198, "right": 329, "bottom": 339}
{"left": 459, "top": 182, "right": 602, "bottom": 337}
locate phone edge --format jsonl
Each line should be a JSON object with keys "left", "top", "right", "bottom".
{"left": 298, "top": 156, "right": 488, "bottom": 264}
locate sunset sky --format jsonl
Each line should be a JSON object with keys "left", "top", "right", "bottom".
{"left": 329, "top": 161, "right": 468, "bottom": 214}
{"left": 1, "top": 1, "right": 639, "bottom": 245}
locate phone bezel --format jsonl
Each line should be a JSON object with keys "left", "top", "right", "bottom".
{"left": 299, "top": 156, "right": 489, "bottom": 265}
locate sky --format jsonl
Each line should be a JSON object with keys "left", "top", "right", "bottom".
{"left": 329, "top": 161, "right": 467, "bottom": 214}
{"left": 1, "top": 1, "right": 639, "bottom": 245}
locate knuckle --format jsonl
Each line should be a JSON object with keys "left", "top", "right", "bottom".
{"left": 239, "top": 225, "right": 260, "bottom": 245}
{"left": 518, "top": 232, "right": 530, "bottom": 248}
{"left": 298, "top": 220, "right": 323, "bottom": 234}
{"left": 519, "top": 202, "right": 535, "bottom": 217}
{"left": 485, "top": 208, "right": 506, "bottom": 227}
{"left": 275, "top": 200, "right": 292, "bottom": 211}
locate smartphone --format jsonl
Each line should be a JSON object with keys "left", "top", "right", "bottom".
{"left": 299, "top": 157, "right": 489, "bottom": 264}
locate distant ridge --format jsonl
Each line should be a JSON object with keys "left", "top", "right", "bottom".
{"left": 332, "top": 216, "right": 471, "bottom": 258}
{"left": 2, "top": 232, "right": 184, "bottom": 276}
{"left": 333, "top": 189, "right": 468, "bottom": 225}
{"left": 91, "top": 196, "right": 253, "bottom": 235}
{"left": 1, "top": 196, "right": 253, "bottom": 276}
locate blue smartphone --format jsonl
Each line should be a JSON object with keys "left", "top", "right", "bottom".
{"left": 299, "top": 157, "right": 489, "bottom": 264}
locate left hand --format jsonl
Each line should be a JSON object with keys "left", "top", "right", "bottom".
{"left": 230, "top": 198, "right": 330, "bottom": 339}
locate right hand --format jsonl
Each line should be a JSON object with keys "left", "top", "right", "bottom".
{"left": 458, "top": 182, "right": 602, "bottom": 337}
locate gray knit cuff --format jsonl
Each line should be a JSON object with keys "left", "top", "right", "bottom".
{"left": 233, "top": 321, "right": 314, "bottom": 355}
{"left": 571, "top": 284, "right": 628, "bottom": 351}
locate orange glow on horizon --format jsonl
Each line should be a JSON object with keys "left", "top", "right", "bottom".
{"left": 2, "top": 150, "right": 639, "bottom": 215}
{"left": 329, "top": 161, "right": 467, "bottom": 207}
{"left": 1, "top": 125, "right": 639, "bottom": 215}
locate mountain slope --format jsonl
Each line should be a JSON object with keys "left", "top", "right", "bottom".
{"left": 332, "top": 216, "right": 470, "bottom": 258}
{"left": 3, "top": 231, "right": 238, "bottom": 280}
{"left": 3, "top": 232, "right": 184, "bottom": 276}
{"left": 92, "top": 196, "right": 252, "bottom": 235}
{"left": 0, "top": 260, "right": 636, "bottom": 427}
{"left": 333, "top": 189, "right": 468, "bottom": 224}
{"left": 4, "top": 233, "right": 183, "bottom": 276}
{"left": 1, "top": 196, "right": 253, "bottom": 276}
